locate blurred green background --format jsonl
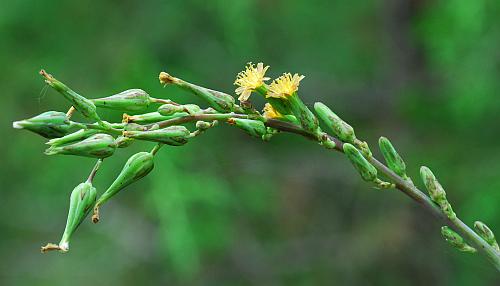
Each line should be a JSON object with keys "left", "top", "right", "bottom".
{"left": 1, "top": 0, "right": 499, "bottom": 285}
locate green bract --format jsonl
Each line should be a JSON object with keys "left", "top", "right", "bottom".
{"left": 123, "top": 126, "right": 191, "bottom": 146}
{"left": 13, "top": 111, "right": 71, "bottom": 138}
{"left": 92, "top": 89, "right": 151, "bottom": 112}
{"left": 45, "top": 134, "right": 117, "bottom": 158}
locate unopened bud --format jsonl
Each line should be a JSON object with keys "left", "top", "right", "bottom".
{"left": 42, "top": 180, "right": 97, "bottom": 253}
{"left": 92, "top": 152, "right": 154, "bottom": 223}
{"left": 378, "top": 137, "right": 407, "bottom": 178}
{"left": 40, "top": 70, "right": 101, "bottom": 122}
{"left": 474, "top": 221, "right": 500, "bottom": 251}
{"left": 114, "top": 136, "right": 134, "bottom": 148}
{"left": 45, "top": 134, "right": 117, "bottom": 158}
{"left": 314, "top": 102, "right": 356, "bottom": 144}
{"left": 228, "top": 118, "right": 269, "bottom": 140}
{"left": 287, "top": 93, "right": 320, "bottom": 135}
{"left": 158, "top": 104, "right": 184, "bottom": 116}
{"left": 420, "top": 166, "right": 446, "bottom": 204}
{"left": 123, "top": 126, "right": 191, "bottom": 146}
{"left": 46, "top": 129, "right": 99, "bottom": 146}
{"left": 420, "top": 166, "right": 456, "bottom": 219}
{"left": 92, "top": 89, "right": 151, "bottom": 112}
{"left": 196, "top": 121, "right": 213, "bottom": 130}
{"left": 159, "top": 71, "right": 235, "bottom": 113}
{"left": 441, "top": 226, "right": 476, "bottom": 253}
{"left": 13, "top": 111, "right": 72, "bottom": 138}
{"left": 343, "top": 143, "right": 377, "bottom": 182}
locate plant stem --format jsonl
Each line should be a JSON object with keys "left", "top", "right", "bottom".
{"left": 264, "top": 118, "right": 500, "bottom": 271}
{"left": 144, "top": 113, "right": 251, "bottom": 129}
{"left": 122, "top": 111, "right": 500, "bottom": 269}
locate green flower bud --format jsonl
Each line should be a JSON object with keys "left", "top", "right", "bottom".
{"left": 158, "top": 104, "right": 202, "bottom": 116}
{"left": 13, "top": 111, "right": 72, "bottom": 138}
{"left": 46, "top": 129, "right": 99, "bottom": 146}
{"left": 378, "top": 137, "right": 407, "bottom": 178}
{"left": 40, "top": 70, "right": 101, "bottom": 122}
{"left": 159, "top": 72, "right": 235, "bottom": 113}
{"left": 92, "top": 89, "right": 151, "bottom": 112}
{"left": 441, "top": 226, "right": 476, "bottom": 253}
{"left": 92, "top": 152, "right": 154, "bottom": 222}
{"left": 343, "top": 143, "right": 377, "bottom": 182}
{"left": 227, "top": 118, "right": 269, "bottom": 140}
{"left": 195, "top": 121, "right": 213, "bottom": 130}
{"left": 42, "top": 180, "right": 97, "bottom": 253}
{"left": 157, "top": 104, "right": 184, "bottom": 116}
{"left": 420, "top": 166, "right": 456, "bottom": 219}
{"left": 45, "top": 134, "right": 117, "bottom": 158}
{"left": 184, "top": 104, "right": 201, "bottom": 114}
{"left": 123, "top": 112, "right": 188, "bottom": 124}
{"left": 314, "top": 102, "right": 356, "bottom": 143}
{"left": 123, "top": 126, "right": 191, "bottom": 146}
{"left": 287, "top": 93, "right": 320, "bottom": 135}
{"left": 474, "top": 221, "right": 500, "bottom": 251}
{"left": 114, "top": 135, "right": 134, "bottom": 148}
{"left": 420, "top": 166, "right": 446, "bottom": 204}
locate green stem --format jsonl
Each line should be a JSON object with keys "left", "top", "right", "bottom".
{"left": 144, "top": 113, "right": 252, "bottom": 129}
{"left": 264, "top": 119, "right": 500, "bottom": 271}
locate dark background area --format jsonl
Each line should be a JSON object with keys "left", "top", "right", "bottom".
{"left": 1, "top": 0, "right": 499, "bottom": 285}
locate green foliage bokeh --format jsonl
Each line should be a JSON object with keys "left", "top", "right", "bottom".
{"left": 1, "top": 0, "right": 499, "bottom": 285}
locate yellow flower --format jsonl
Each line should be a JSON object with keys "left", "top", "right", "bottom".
{"left": 234, "top": 62, "right": 270, "bottom": 102}
{"left": 262, "top": 103, "right": 282, "bottom": 119}
{"left": 267, "top": 73, "right": 305, "bottom": 99}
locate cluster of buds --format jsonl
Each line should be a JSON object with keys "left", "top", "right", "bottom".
{"left": 12, "top": 62, "right": 498, "bottom": 271}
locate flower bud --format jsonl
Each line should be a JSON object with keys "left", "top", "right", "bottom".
{"left": 378, "top": 137, "right": 407, "bottom": 178}
{"left": 157, "top": 104, "right": 184, "bottom": 116}
{"left": 196, "top": 121, "right": 213, "bottom": 130}
{"left": 92, "top": 152, "right": 154, "bottom": 222}
{"left": 45, "top": 134, "right": 117, "bottom": 158}
{"left": 283, "top": 93, "right": 319, "bottom": 136}
{"left": 123, "top": 126, "right": 191, "bottom": 146}
{"left": 46, "top": 129, "right": 99, "bottom": 146}
{"left": 474, "top": 221, "right": 500, "bottom": 251}
{"left": 420, "top": 166, "right": 456, "bottom": 218}
{"left": 40, "top": 70, "right": 101, "bottom": 122}
{"left": 42, "top": 180, "right": 97, "bottom": 253}
{"left": 158, "top": 103, "right": 202, "bottom": 116}
{"left": 114, "top": 135, "right": 134, "bottom": 148}
{"left": 13, "top": 111, "right": 72, "bottom": 138}
{"left": 419, "top": 166, "right": 446, "bottom": 204}
{"left": 92, "top": 89, "right": 151, "bottom": 112}
{"left": 227, "top": 118, "right": 269, "bottom": 140}
{"left": 343, "top": 143, "right": 377, "bottom": 182}
{"left": 314, "top": 102, "right": 356, "bottom": 144}
{"left": 441, "top": 226, "right": 476, "bottom": 253}
{"left": 159, "top": 72, "right": 235, "bottom": 113}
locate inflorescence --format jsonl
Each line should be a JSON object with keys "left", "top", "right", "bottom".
{"left": 12, "top": 63, "right": 500, "bottom": 272}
